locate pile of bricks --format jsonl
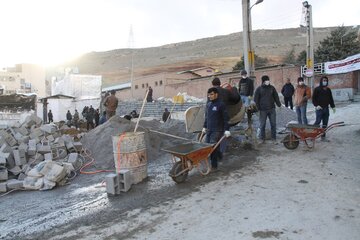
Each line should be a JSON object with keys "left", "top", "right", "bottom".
{"left": 0, "top": 113, "right": 83, "bottom": 193}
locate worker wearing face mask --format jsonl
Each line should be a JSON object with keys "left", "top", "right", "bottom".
{"left": 254, "top": 75, "right": 281, "bottom": 144}
{"left": 294, "top": 77, "right": 311, "bottom": 125}
{"left": 312, "top": 76, "right": 335, "bottom": 141}
{"left": 238, "top": 70, "right": 254, "bottom": 107}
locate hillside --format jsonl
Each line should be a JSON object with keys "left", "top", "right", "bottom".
{"left": 60, "top": 27, "right": 336, "bottom": 87}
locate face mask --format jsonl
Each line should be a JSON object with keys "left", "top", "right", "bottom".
{"left": 322, "top": 81, "right": 328, "bottom": 86}
{"left": 264, "top": 81, "right": 270, "bottom": 86}
{"left": 242, "top": 76, "right": 247, "bottom": 79}
{"left": 299, "top": 81, "right": 304, "bottom": 85}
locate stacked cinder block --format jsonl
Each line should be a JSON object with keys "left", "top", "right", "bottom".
{"left": 0, "top": 113, "right": 84, "bottom": 193}
{"left": 105, "top": 170, "right": 132, "bottom": 196}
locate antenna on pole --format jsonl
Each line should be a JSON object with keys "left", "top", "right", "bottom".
{"left": 128, "top": 25, "right": 135, "bottom": 99}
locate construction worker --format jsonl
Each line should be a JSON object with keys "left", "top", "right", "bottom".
{"left": 202, "top": 87, "right": 231, "bottom": 170}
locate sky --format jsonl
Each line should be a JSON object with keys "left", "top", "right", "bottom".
{"left": 0, "top": 0, "right": 359, "bottom": 68}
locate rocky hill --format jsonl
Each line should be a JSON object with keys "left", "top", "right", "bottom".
{"left": 60, "top": 27, "right": 336, "bottom": 87}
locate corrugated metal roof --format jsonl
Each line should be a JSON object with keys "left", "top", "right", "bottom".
{"left": 102, "top": 82, "right": 131, "bottom": 92}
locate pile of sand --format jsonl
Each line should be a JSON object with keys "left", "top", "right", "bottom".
{"left": 81, "top": 116, "right": 194, "bottom": 169}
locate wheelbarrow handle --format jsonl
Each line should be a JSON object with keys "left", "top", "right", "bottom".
{"left": 208, "top": 135, "right": 226, "bottom": 156}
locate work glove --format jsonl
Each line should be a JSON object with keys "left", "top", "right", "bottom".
{"left": 332, "top": 108, "right": 336, "bottom": 114}
{"left": 315, "top": 105, "right": 322, "bottom": 110}
{"left": 248, "top": 96, "right": 253, "bottom": 100}
{"left": 202, "top": 128, "right": 207, "bottom": 134}
{"left": 224, "top": 131, "right": 231, "bottom": 138}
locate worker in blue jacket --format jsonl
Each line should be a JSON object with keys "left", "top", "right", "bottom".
{"left": 202, "top": 87, "right": 231, "bottom": 170}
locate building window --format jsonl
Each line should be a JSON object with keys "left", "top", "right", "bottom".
{"left": 142, "top": 84, "right": 145, "bottom": 88}
{"left": 135, "top": 85, "right": 138, "bottom": 89}
{"left": 155, "top": 81, "right": 158, "bottom": 86}
{"left": 160, "top": 80, "right": 163, "bottom": 85}
{"left": 146, "top": 83, "right": 148, "bottom": 88}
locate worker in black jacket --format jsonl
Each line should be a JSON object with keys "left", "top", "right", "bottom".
{"left": 238, "top": 70, "right": 254, "bottom": 107}
{"left": 254, "top": 75, "right": 281, "bottom": 144}
{"left": 312, "top": 76, "right": 336, "bottom": 140}
{"left": 202, "top": 87, "right": 231, "bottom": 170}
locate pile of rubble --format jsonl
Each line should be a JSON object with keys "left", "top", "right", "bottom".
{"left": 0, "top": 114, "right": 83, "bottom": 193}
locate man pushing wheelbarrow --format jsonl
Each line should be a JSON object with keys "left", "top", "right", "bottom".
{"left": 163, "top": 87, "right": 231, "bottom": 183}
{"left": 201, "top": 87, "right": 231, "bottom": 171}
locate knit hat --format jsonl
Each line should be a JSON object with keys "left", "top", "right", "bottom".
{"left": 261, "top": 75, "right": 270, "bottom": 82}
{"left": 240, "top": 70, "right": 247, "bottom": 75}
{"left": 212, "top": 77, "right": 221, "bottom": 86}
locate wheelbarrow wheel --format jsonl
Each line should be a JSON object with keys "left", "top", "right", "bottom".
{"left": 283, "top": 134, "right": 299, "bottom": 150}
{"left": 170, "top": 161, "right": 188, "bottom": 183}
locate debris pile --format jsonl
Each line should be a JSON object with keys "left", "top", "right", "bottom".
{"left": 0, "top": 113, "right": 83, "bottom": 193}
{"left": 81, "top": 116, "right": 194, "bottom": 169}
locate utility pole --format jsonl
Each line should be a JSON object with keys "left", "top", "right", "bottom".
{"left": 242, "top": 0, "right": 250, "bottom": 76}
{"left": 242, "top": 0, "right": 263, "bottom": 80}
{"left": 128, "top": 25, "right": 135, "bottom": 99}
{"left": 303, "top": 1, "right": 314, "bottom": 90}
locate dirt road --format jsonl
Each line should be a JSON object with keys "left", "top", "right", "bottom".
{"left": 1, "top": 102, "right": 359, "bottom": 240}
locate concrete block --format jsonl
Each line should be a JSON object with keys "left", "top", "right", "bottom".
{"left": 68, "top": 153, "right": 81, "bottom": 170}
{"left": 0, "top": 155, "right": 6, "bottom": 165}
{"left": 13, "top": 149, "right": 27, "bottom": 166}
{"left": 0, "top": 182, "right": 7, "bottom": 192}
{"left": 0, "top": 167, "right": 8, "bottom": 180}
{"left": 37, "top": 142, "right": 51, "bottom": 154}
{"left": 40, "top": 125, "right": 57, "bottom": 134}
{"left": 65, "top": 141, "right": 76, "bottom": 153}
{"left": 0, "top": 143, "right": 12, "bottom": 153}
{"left": 4, "top": 134, "right": 17, "bottom": 147}
{"left": 18, "top": 172, "right": 27, "bottom": 180}
{"left": 0, "top": 136, "right": 6, "bottom": 146}
{"left": 17, "top": 126, "right": 29, "bottom": 136}
{"left": 105, "top": 173, "right": 120, "bottom": 196}
{"left": 73, "top": 142, "right": 83, "bottom": 152}
{"left": 14, "top": 132, "right": 24, "bottom": 141}
{"left": 46, "top": 134, "right": 55, "bottom": 142}
{"left": 7, "top": 179, "right": 24, "bottom": 189}
{"left": 30, "top": 128, "right": 43, "bottom": 139}
{"left": 44, "top": 153, "right": 52, "bottom": 161}
{"left": 18, "top": 142, "right": 28, "bottom": 153}
{"left": 28, "top": 139, "right": 37, "bottom": 156}
{"left": 9, "top": 166, "right": 22, "bottom": 175}
{"left": 119, "top": 170, "right": 132, "bottom": 192}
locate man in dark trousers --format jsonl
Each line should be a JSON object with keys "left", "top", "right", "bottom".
{"left": 281, "top": 78, "right": 295, "bottom": 110}
{"left": 104, "top": 90, "right": 119, "bottom": 120}
{"left": 162, "top": 108, "right": 171, "bottom": 122}
{"left": 48, "top": 110, "right": 53, "bottom": 123}
{"left": 254, "top": 75, "right": 281, "bottom": 144}
{"left": 202, "top": 87, "right": 231, "bottom": 171}
{"left": 312, "top": 76, "right": 336, "bottom": 141}
{"left": 238, "top": 70, "right": 254, "bottom": 107}
{"left": 66, "top": 110, "right": 72, "bottom": 127}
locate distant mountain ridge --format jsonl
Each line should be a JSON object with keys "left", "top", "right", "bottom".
{"left": 62, "top": 27, "right": 336, "bottom": 87}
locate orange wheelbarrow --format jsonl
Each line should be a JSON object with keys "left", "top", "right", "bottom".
{"left": 162, "top": 136, "right": 225, "bottom": 183}
{"left": 281, "top": 121, "right": 345, "bottom": 150}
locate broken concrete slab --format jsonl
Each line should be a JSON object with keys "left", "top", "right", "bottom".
{"left": 6, "top": 179, "right": 23, "bottom": 189}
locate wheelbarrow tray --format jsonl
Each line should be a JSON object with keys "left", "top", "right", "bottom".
{"left": 286, "top": 123, "right": 323, "bottom": 139}
{"left": 162, "top": 142, "right": 214, "bottom": 162}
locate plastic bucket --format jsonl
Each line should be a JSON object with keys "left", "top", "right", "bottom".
{"left": 112, "top": 132, "right": 147, "bottom": 184}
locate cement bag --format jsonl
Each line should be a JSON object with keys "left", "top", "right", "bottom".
{"left": 41, "top": 178, "right": 56, "bottom": 190}
{"left": 44, "top": 163, "right": 67, "bottom": 182}
{"left": 23, "top": 176, "right": 44, "bottom": 190}
{"left": 27, "top": 161, "right": 46, "bottom": 177}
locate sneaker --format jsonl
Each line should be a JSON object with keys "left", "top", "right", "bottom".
{"left": 259, "top": 139, "right": 265, "bottom": 144}
{"left": 321, "top": 137, "right": 330, "bottom": 142}
{"left": 272, "top": 139, "right": 278, "bottom": 145}
{"left": 211, "top": 167, "right": 219, "bottom": 173}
